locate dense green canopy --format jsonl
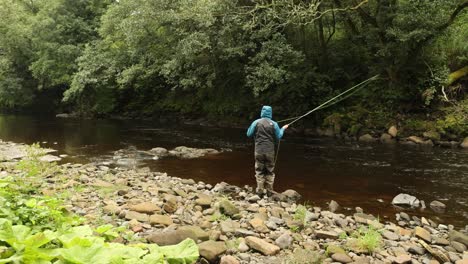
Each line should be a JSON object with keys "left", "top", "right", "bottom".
{"left": 0, "top": 0, "right": 466, "bottom": 135}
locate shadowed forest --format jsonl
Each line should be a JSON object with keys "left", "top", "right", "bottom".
{"left": 0, "top": 0, "right": 467, "bottom": 137}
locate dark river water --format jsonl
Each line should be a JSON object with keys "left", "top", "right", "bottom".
{"left": 0, "top": 115, "right": 467, "bottom": 227}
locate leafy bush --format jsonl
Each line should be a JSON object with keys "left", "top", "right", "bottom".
{"left": 0, "top": 220, "right": 199, "bottom": 264}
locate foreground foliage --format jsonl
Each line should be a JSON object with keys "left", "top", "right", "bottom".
{"left": 0, "top": 144, "right": 199, "bottom": 263}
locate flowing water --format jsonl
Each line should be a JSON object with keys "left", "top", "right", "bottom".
{"left": 0, "top": 114, "right": 467, "bottom": 227}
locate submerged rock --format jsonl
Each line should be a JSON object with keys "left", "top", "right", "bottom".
{"left": 392, "top": 193, "right": 420, "bottom": 207}
{"left": 168, "top": 146, "right": 219, "bottom": 159}
{"left": 358, "top": 134, "right": 377, "bottom": 143}
{"left": 429, "top": 200, "right": 446, "bottom": 213}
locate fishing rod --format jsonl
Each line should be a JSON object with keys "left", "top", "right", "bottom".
{"left": 273, "top": 74, "right": 380, "bottom": 165}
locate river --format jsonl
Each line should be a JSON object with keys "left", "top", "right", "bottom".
{"left": 0, "top": 114, "right": 467, "bottom": 227}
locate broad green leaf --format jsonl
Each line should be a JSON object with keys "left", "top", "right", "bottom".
{"left": 159, "top": 239, "right": 199, "bottom": 264}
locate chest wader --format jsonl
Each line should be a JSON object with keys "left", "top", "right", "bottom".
{"left": 254, "top": 118, "right": 276, "bottom": 196}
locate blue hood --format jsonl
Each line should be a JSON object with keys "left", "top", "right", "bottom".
{"left": 260, "top": 106, "right": 272, "bottom": 119}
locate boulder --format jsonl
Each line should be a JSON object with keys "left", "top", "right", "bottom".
{"left": 149, "top": 214, "right": 173, "bottom": 226}
{"left": 388, "top": 126, "right": 398, "bottom": 137}
{"left": 147, "top": 229, "right": 197, "bottom": 246}
{"left": 219, "top": 199, "right": 239, "bottom": 217}
{"left": 129, "top": 202, "right": 160, "bottom": 214}
{"left": 394, "top": 254, "right": 412, "bottom": 264}
{"left": 198, "top": 241, "right": 227, "bottom": 263}
{"left": 329, "top": 200, "right": 340, "bottom": 212}
{"left": 359, "top": 134, "right": 377, "bottom": 143}
{"left": 461, "top": 137, "right": 468, "bottom": 148}
{"left": 281, "top": 189, "right": 301, "bottom": 202}
{"left": 392, "top": 193, "right": 420, "bottom": 207}
{"left": 103, "top": 204, "right": 121, "bottom": 215}
{"left": 220, "top": 220, "right": 240, "bottom": 234}
{"left": 245, "top": 236, "right": 280, "bottom": 256}
{"left": 382, "top": 230, "right": 399, "bottom": 241}
{"left": 354, "top": 213, "right": 376, "bottom": 224}
{"left": 450, "top": 241, "right": 467, "bottom": 252}
{"left": 39, "top": 155, "right": 61, "bottom": 162}
{"left": 163, "top": 195, "right": 178, "bottom": 213}
{"left": 429, "top": 200, "right": 446, "bottom": 213}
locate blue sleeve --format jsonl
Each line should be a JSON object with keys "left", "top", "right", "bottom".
{"left": 273, "top": 121, "right": 285, "bottom": 140}
{"left": 246, "top": 120, "right": 259, "bottom": 137}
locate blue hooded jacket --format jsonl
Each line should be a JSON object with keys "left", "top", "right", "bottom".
{"left": 247, "top": 106, "right": 285, "bottom": 154}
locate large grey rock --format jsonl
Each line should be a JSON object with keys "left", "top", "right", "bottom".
{"left": 315, "top": 230, "right": 339, "bottom": 239}
{"left": 392, "top": 193, "right": 420, "bottom": 207}
{"left": 220, "top": 255, "right": 240, "bottom": 264}
{"left": 354, "top": 213, "right": 376, "bottom": 224}
{"left": 382, "top": 230, "right": 399, "bottom": 241}
{"left": 281, "top": 189, "right": 301, "bottom": 202}
{"left": 149, "top": 147, "right": 168, "bottom": 157}
{"left": 147, "top": 229, "right": 197, "bottom": 246}
{"left": 380, "top": 133, "right": 395, "bottom": 144}
{"left": 245, "top": 236, "right": 280, "bottom": 256}
{"left": 220, "top": 220, "right": 240, "bottom": 234}
{"left": 429, "top": 200, "right": 446, "bottom": 213}
{"left": 275, "top": 233, "right": 292, "bottom": 249}
{"left": 196, "top": 193, "right": 212, "bottom": 207}
{"left": 198, "top": 241, "right": 227, "bottom": 263}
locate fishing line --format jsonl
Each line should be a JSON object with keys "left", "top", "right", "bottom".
{"left": 273, "top": 74, "right": 380, "bottom": 165}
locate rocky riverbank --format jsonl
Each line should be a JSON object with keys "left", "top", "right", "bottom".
{"left": 1, "top": 140, "right": 467, "bottom": 264}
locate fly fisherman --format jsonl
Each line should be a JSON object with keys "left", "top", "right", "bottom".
{"left": 247, "top": 106, "right": 288, "bottom": 196}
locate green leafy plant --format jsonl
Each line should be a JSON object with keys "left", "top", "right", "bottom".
{"left": 349, "top": 225, "right": 383, "bottom": 253}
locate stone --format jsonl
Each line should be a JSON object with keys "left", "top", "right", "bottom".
{"left": 327, "top": 244, "right": 346, "bottom": 255}
{"left": 198, "top": 241, "right": 227, "bottom": 263}
{"left": 433, "top": 237, "right": 449, "bottom": 246}
{"left": 125, "top": 211, "right": 149, "bottom": 222}
{"left": 149, "top": 214, "right": 173, "bottom": 226}
{"left": 275, "top": 233, "right": 293, "bottom": 249}
{"left": 238, "top": 242, "right": 249, "bottom": 252}
{"left": 400, "top": 212, "right": 410, "bottom": 221}
{"left": 392, "top": 193, "right": 420, "bottom": 207}
{"left": 220, "top": 220, "right": 240, "bottom": 234}
{"left": 196, "top": 193, "right": 212, "bottom": 207}
{"left": 249, "top": 218, "right": 269, "bottom": 233}
{"left": 103, "top": 204, "right": 121, "bottom": 215}
{"left": 128, "top": 202, "right": 160, "bottom": 214}
{"left": 429, "top": 201, "right": 446, "bottom": 213}
{"left": 220, "top": 255, "right": 240, "bottom": 264}
{"left": 450, "top": 241, "right": 467, "bottom": 252}
{"left": 168, "top": 146, "right": 219, "bottom": 159}
{"left": 359, "top": 134, "right": 377, "bottom": 143}
{"left": 388, "top": 126, "right": 398, "bottom": 137}
{"left": 247, "top": 195, "right": 261, "bottom": 202}
{"left": 149, "top": 147, "right": 168, "bottom": 156}
{"left": 147, "top": 229, "right": 197, "bottom": 246}
{"left": 461, "top": 137, "right": 468, "bottom": 148}
{"left": 449, "top": 230, "right": 468, "bottom": 246}
{"left": 382, "top": 230, "right": 399, "bottom": 241}
{"left": 245, "top": 236, "right": 280, "bottom": 256}
{"left": 380, "top": 133, "right": 395, "bottom": 144}
{"left": 163, "top": 196, "right": 178, "bottom": 213}
{"left": 178, "top": 226, "right": 209, "bottom": 241}
{"left": 315, "top": 230, "right": 339, "bottom": 239}
{"left": 281, "top": 189, "right": 301, "bottom": 201}
{"left": 394, "top": 254, "right": 412, "bottom": 264}
{"left": 39, "top": 154, "right": 61, "bottom": 162}
{"left": 414, "top": 227, "right": 431, "bottom": 243}
{"left": 331, "top": 253, "right": 353, "bottom": 263}
{"left": 329, "top": 200, "right": 340, "bottom": 212}
{"left": 219, "top": 199, "right": 239, "bottom": 217}
{"left": 407, "top": 136, "right": 425, "bottom": 144}
{"left": 408, "top": 244, "right": 425, "bottom": 255}
{"left": 354, "top": 213, "right": 376, "bottom": 224}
